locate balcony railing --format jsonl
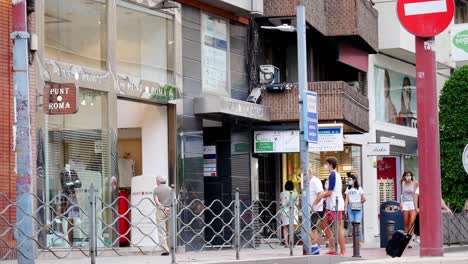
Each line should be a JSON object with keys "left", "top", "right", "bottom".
{"left": 261, "top": 81, "right": 369, "bottom": 133}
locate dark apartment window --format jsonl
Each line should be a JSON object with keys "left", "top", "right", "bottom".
{"left": 456, "top": 0, "right": 468, "bottom": 23}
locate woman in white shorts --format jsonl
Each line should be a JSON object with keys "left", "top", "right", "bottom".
{"left": 399, "top": 171, "right": 418, "bottom": 234}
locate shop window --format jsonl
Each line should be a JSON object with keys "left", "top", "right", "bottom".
{"left": 45, "top": 0, "right": 107, "bottom": 70}
{"left": 319, "top": 145, "right": 362, "bottom": 185}
{"left": 116, "top": 3, "right": 174, "bottom": 88}
{"left": 280, "top": 146, "right": 362, "bottom": 201}
{"left": 201, "top": 13, "right": 229, "bottom": 95}
{"left": 44, "top": 88, "right": 109, "bottom": 247}
{"left": 374, "top": 66, "right": 417, "bottom": 128}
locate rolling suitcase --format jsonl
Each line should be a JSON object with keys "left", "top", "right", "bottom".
{"left": 385, "top": 222, "right": 415, "bottom": 258}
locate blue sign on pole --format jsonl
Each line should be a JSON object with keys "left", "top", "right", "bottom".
{"left": 304, "top": 91, "right": 318, "bottom": 143}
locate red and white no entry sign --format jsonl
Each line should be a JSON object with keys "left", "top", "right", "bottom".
{"left": 397, "top": 0, "right": 455, "bottom": 37}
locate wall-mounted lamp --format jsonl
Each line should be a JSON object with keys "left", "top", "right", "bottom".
{"left": 81, "top": 94, "right": 87, "bottom": 106}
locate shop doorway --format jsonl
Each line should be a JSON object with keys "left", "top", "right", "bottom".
{"left": 116, "top": 99, "right": 169, "bottom": 246}
{"left": 117, "top": 99, "right": 169, "bottom": 184}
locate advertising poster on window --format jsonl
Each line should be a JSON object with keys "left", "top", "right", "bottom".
{"left": 202, "top": 13, "right": 227, "bottom": 94}
{"left": 374, "top": 67, "right": 417, "bottom": 128}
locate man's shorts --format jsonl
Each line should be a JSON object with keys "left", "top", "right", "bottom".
{"left": 325, "top": 210, "right": 343, "bottom": 223}
{"left": 311, "top": 211, "right": 324, "bottom": 229}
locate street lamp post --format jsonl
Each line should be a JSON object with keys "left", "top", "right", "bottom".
{"left": 261, "top": 5, "right": 311, "bottom": 255}
{"left": 296, "top": 5, "right": 311, "bottom": 255}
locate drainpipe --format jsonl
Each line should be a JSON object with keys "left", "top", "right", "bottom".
{"left": 11, "top": 0, "right": 35, "bottom": 263}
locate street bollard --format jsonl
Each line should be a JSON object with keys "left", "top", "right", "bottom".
{"left": 387, "top": 220, "right": 395, "bottom": 242}
{"left": 335, "top": 197, "right": 339, "bottom": 255}
{"left": 288, "top": 194, "right": 294, "bottom": 256}
{"left": 170, "top": 185, "right": 177, "bottom": 264}
{"left": 235, "top": 189, "right": 241, "bottom": 260}
{"left": 352, "top": 222, "right": 361, "bottom": 258}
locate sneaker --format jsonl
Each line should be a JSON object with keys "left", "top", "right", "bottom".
{"left": 161, "top": 252, "right": 169, "bottom": 256}
{"left": 311, "top": 244, "right": 320, "bottom": 255}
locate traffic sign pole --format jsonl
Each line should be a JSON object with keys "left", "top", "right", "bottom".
{"left": 415, "top": 36, "right": 443, "bottom": 257}
{"left": 397, "top": 0, "right": 453, "bottom": 257}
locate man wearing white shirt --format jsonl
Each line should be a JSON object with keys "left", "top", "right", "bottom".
{"left": 313, "top": 157, "right": 345, "bottom": 256}
{"left": 309, "top": 168, "right": 324, "bottom": 255}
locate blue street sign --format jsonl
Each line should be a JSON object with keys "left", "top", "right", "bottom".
{"left": 304, "top": 91, "right": 318, "bottom": 143}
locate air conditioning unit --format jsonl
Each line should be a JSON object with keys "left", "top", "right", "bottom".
{"left": 259, "top": 65, "right": 279, "bottom": 85}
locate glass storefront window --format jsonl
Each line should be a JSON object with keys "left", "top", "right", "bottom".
{"left": 116, "top": 3, "right": 174, "bottom": 86}
{"left": 44, "top": 88, "right": 109, "bottom": 247}
{"left": 45, "top": 0, "right": 107, "bottom": 70}
{"left": 319, "top": 145, "right": 362, "bottom": 183}
{"left": 374, "top": 66, "right": 417, "bottom": 128}
{"left": 281, "top": 146, "right": 362, "bottom": 193}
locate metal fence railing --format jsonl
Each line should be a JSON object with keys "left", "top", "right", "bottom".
{"left": 0, "top": 186, "right": 344, "bottom": 264}
{"left": 443, "top": 209, "right": 468, "bottom": 246}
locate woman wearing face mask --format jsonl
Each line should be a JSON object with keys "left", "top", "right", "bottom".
{"left": 344, "top": 175, "right": 366, "bottom": 242}
{"left": 399, "top": 171, "right": 419, "bottom": 237}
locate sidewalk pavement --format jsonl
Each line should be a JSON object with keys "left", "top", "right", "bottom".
{"left": 1, "top": 242, "right": 467, "bottom": 264}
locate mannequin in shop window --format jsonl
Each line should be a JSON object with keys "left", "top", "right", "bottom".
{"left": 60, "top": 163, "right": 82, "bottom": 244}
{"left": 118, "top": 152, "right": 136, "bottom": 188}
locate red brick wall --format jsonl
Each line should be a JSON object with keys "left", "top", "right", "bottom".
{"left": 0, "top": 1, "right": 14, "bottom": 200}
{"left": 0, "top": 0, "right": 15, "bottom": 259}
{"left": 263, "top": 0, "right": 327, "bottom": 35}
{"left": 263, "top": 0, "right": 378, "bottom": 51}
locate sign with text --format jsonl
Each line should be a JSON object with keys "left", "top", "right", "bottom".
{"left": 254, "top": 124, "right": 344, "bottom": 153}
{"left": 44, "top": 82, "right": 78, "bottom": 115}
{"left": 367, "top": 143, "right": 391, "bottom": 156}
{"left": 203, "top": 146, "right": 217, "bottom": 177}
{"left": 309, "top": 124, "right": 344, "bottom": 152}
{"left": 254, "top": 130, "right": 300, "bottom": 153}
{"left": 131, "top": 175, "right": 159, "bottom": 246}
{"left": 451, "top": 23, "right": 468, "bottom": 62}
{"left": 397, "top": 0, "right": 455, "bottom": 37}
{"left": 305, "top": 91, "right": 318, "bottom": 143}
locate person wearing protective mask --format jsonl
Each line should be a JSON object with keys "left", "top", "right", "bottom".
{"left": 344, "top": 175, "right": 366, "bottom": 243}
{"left": 399, "top": 171, "right": 418, "bottom": 236}
{"left": 313, "top": 157, "right": 345, "bottom": 255}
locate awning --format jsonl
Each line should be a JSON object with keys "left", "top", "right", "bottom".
{"left": 193, "top": 94, "right": 271, "bottom": 122}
